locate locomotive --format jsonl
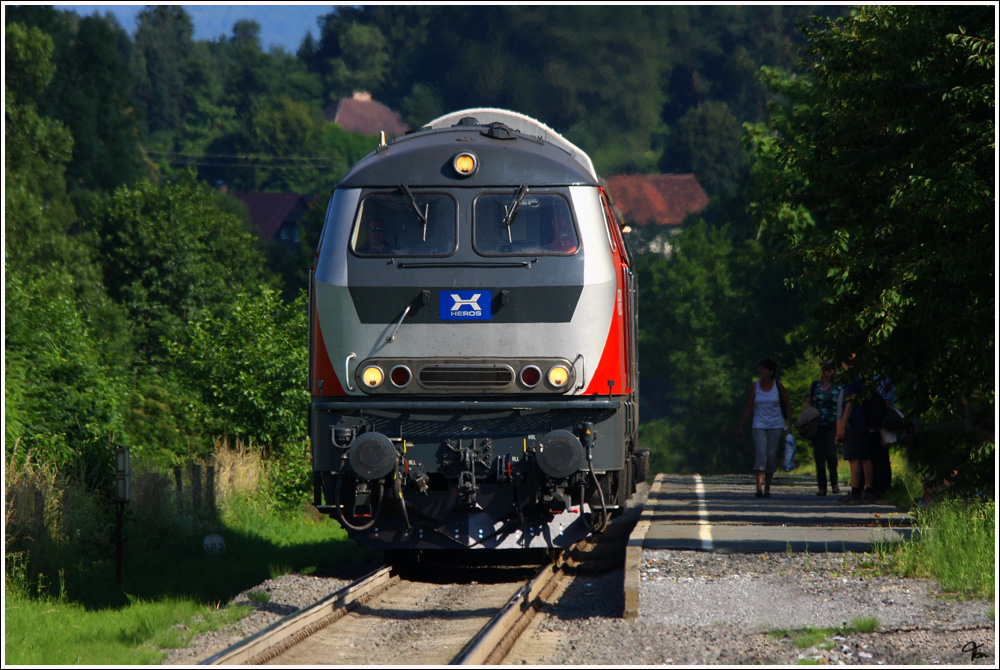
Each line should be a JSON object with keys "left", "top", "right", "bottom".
{"left": 309, "top": 109, "right": 643, "bottom": 554}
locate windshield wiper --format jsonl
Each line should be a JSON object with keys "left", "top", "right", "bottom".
{"left": 399, "top": 184, "right": 429, "bottom": 240}
{"left": 501, "top": 185, "right": 528, "bottom": 243}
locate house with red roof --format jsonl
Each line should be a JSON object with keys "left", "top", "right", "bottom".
{"left": 324, "top": 91, "right": 410, "bottom": 137}
{"left": 604, "top": 174, "right": 709, "bottom": 230}
{"left": 232, "top": 192, "right": 317, "bottom": 244}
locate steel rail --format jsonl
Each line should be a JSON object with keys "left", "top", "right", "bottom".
{"left": 200, "top": 565, "right": 398, "bottom": 665}
{"left": 451, "top": 556, "right": 567, "bottom": 665}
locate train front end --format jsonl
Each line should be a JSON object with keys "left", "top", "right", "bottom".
{"left": 309, "top": 110, "right": 638, "bottom": 551}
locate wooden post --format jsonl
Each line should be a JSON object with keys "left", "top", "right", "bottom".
{"left": 191, "top": 463, "right": 202, "bottom": 512}
{"left": 174, "top": 465, "right": 184, "bottom": 514}
{"left": 115, "top": 501, "right": 123, "bottom": 585}
{"left": 206, "top": 463, "right": 216, "bottom": 514}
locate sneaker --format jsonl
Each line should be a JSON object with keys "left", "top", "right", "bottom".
{"left": 837, "top": 492, "right": 859, "bottom": 504}
{"left": 831, "top": 485, "right": 841, "bottom": 494}
{"left": 861, "top": 491, "right": 877, "bottom": 504}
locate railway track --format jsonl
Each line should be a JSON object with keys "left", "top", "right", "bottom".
{"left": 200, "top": 555, "right": 572, "bottom": 666}
{"left": 197, "top": 487, "right": 642, "bottom": 666}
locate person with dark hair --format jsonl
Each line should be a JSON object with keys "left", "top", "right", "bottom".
{"left": 737, "top": 359, "right": 791, "bottom": 498}
{"left": 355, "top": 217, "right": 394, "bottom": 254}
{"left": 835, "top": 357, "right": 892, "bottom": 504}
{"left": 804, "top": 360, "right": 842, "bottom": 495}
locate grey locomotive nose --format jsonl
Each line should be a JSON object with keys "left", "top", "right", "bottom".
{"left": 309, "top": 108, "right": 640, "bottom": 552}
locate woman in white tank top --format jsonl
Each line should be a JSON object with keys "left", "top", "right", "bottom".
{"left": 737, "top": 359, "right": 791, "bottom": 497}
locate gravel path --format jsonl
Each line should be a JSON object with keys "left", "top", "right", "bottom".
{"left": 161, "top": 485, "right": 995, "bottom": 666}
{"left": 528, "top": 550, "right": 994, "bottom": 665}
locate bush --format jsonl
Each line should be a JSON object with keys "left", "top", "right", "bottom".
{"left": 264, "top": 443, "right": 313, "bottom": 512}
{"left": 123, "top": 378, "right": 212, "bottom": 465}
{"left": 167, "top": 288, "right": 308, "bottom": 456}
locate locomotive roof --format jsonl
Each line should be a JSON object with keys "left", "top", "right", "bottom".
{"left": 336, "top": 110, "right": 600, "bottom": 189}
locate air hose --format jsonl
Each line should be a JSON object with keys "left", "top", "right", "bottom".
{"left": 581, "top": 436, "right": 608, "bottom": 533}
{"left": 334, "top": 452, "right": 385, "bottom": 531}
{"left": 392, "top": 465, "right": 412, "bottom": 534}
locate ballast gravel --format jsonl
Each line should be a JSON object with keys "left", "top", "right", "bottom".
{"left": 161, "top": 490, "right": 994, "bottom": 666}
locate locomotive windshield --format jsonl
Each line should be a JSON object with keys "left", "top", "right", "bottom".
{"left": 473, "top": 192, "right": 579, "bottom": 255}
{"left": 351, "top": 191, "right": 457, "bottom": 256}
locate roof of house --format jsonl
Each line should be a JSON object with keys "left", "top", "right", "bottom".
{"left": 324, "top": 92, "right": 410, "bottom": 137}
{"left": 232, "top": 192, "right": 315, "bottom": 239}
{"left": 604, "top": 174, "right": 709, "bottom": 226}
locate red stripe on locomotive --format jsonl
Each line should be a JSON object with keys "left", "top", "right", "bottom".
{"left": 310, "top": 305, "right": 344, "bottom": 397}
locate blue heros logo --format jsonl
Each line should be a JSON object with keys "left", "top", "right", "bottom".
{"left": 440, "top": 290, "right": 492, "bottom": 321}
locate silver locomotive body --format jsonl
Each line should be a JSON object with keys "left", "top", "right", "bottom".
{"left": 309, "top": 110, "right": 640, "bottom": 550}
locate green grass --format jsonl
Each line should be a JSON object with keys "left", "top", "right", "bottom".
{"left": 790, "top": 626, "right": 837, "bottom": 649}
{"left": 794, "top": 451, "right": 994, "bottom": 601}
{"left": 849, "top": 615, "right": 879, "bottom": 633}
{"left": 3, "top": 589, "right": 253, "bottom": 664}
{"left": 871, "top": 496, "right": 995, "bottom": 599}
{"left": 4, "top": 499, "right": 374, "bottom": 665}
{"left": 246, "top": 589, "right": 271, "bottom": 605}
{"left": 770, "top": 617, "right": 881, "bottom": 658}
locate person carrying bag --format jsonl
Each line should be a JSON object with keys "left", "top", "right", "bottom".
{"left": 803, "top": 360, "right": 843, "bottom": 495}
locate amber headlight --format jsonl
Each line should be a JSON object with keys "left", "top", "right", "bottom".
{"left": 452, "top": 152, "right": 479, "bottom": 177}
{"left": 547, "top": 365, "right": 570, "bottom": 388}
{"left": 361, "top": 366, "right": 384, "bottom": 388}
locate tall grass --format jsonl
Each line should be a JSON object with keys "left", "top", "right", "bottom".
{"left": 875, "top": 496, "right": 995, "bottom": 600}
{"left": 4, "top": 441, "right": 372, "bottom": 665}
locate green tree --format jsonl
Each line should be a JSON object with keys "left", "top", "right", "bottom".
{"left": 4, "top": 6, "right": 145, "bottom": 191}
{"left": 166, "top": 288, "right": 308, "bottom": 454}
{"left": 323, "top": 21, "right": 391, "bottom": 98}
{"left": 747, "top": 6, "right": 994, "bottom": 489}
{"left": 400, "top": 82, "right": 444, "bottom": 128}
{"left": 131, "top": 5, "right": 198, "bottom": 137}
{"left": 85, "top": 170, "right": 272, "bottom": 365}
{"left": 5, "top": 22, "right": 133, "bottom": 475}
{"left": 661, "top": 100, "right": 747, "bottom": 198}
{"left": 201, "top": 96, "right": 367, "bottom": 194}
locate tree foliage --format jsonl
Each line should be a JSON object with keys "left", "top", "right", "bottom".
{"left": 5, "top": 22, "right": 132, "bottom": 477}
{"left": 305, "top": 5, "right": 826, "bottom": 177}
{"left": 5, "top": 6, "right": 145, "bottom": 192}
{"left": 85, "top": 170, "right": 271, "bottom": 365}
{"left": 747, "top": 5, "right": 994, "bottom": 489}
{"left": 166, "top": 289, "right": 308, "bottom": 454}
{"left": 662, "top": 100, "right": 748, "bottom": 198}
{"left": 131, "top": 5, "right": 199, "bottom": 137}
{"left": 749, "top": 6, "right": 994, "bottom": 412}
